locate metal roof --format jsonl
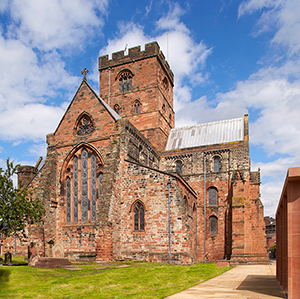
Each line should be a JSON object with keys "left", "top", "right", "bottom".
{"left": 98, "top": 97, "right": 121, "bottom": 120}
{"left": 165, "top": 117, "right": 244, "bottom": 151}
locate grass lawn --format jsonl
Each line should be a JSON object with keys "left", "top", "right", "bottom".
{"left": 0, "top": 256, "right": 233, "bottom": 299}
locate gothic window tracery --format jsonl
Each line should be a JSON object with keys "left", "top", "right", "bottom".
{"left": 63, "top": 146, "right": 103, "bottom": 224}
{"left": 133, "top": 201, "right": 145, "bottom": 231}
{"left": 119, "top": 71, "right": 132, "bottom": 92}
{"left": 76, "top": 114, "right": 94, "bottom": 135}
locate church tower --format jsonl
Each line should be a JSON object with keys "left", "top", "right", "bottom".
{"left": 98, "top": 42, "right": 174, "bottom": 151}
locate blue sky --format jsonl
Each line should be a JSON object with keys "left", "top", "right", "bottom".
{"left": 1, "top": 0, "right": 300, "bottom": 217}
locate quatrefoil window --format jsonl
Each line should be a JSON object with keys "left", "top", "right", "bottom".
{"left": 76, "top": 115, "right": 94, "bottom": 135}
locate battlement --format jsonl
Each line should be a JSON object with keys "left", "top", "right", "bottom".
{"left": 99, "top": 41, "right": 174, "bottom": 85}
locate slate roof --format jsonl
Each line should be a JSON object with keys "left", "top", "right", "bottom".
{"left": 165, "top": 117, "right": 244, "bottom": 151}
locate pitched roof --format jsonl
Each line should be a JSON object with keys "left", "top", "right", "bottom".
{"left": 54, "top": 80, "right": 121, "bottom": 134}
{"left": 165, "top": 117, "right": 244, "bottom": 151}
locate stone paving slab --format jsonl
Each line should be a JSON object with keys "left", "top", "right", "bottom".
{"left": 166, "top": 264, "right": 285, "bottom": 299}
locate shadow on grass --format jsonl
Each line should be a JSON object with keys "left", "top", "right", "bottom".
{"left": 0, "top": 268, "right": 11, "bottom": 284}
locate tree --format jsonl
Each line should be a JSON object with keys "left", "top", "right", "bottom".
{"left": 0, "top": 158, "right": 45, "bottom": 237}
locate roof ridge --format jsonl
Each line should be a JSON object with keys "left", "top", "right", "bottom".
{"left": 171, "top": 116, "right": 243, "bottom": 132}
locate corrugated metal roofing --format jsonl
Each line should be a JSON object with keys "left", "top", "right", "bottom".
{"left": 165, "top": 117, "right": 244, "bottom": 151}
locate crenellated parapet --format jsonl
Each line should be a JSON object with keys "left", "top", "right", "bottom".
{"left": 99, "top": 41, "right": 174, "bottom": 85}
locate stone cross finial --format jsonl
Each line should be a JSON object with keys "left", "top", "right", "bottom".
{"left": 81, "top": 68, "right": 89, "bottom": 81}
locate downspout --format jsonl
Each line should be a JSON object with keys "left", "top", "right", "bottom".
{"left": 168, "top": 178, "right": 171, "bottom": 264}
{"left": 203, "top": 152, "right": 207, "bottom": 262}
{"left": 195, "top": 201, "right": 198, "bottom": 262}
{"left": 108, "top": 67, "right": 111, "bottom": 106}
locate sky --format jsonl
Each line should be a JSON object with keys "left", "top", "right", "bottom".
{"left": 0, "top": 0, "right": 300, "bottom": 217}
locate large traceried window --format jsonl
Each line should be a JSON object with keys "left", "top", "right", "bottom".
{"left": 133, "top": 201, "right": 145, "bottom": 232}
{"left": 63, "top": 145, "right": 103, "bottom": 223}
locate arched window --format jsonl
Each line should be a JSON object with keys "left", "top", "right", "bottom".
{"left": 213, "top": 156, "right": 220, "bottom": 172}
{"left": 134, "top": 100, "right": 141, "bottom": 114}
{"left": 63, "top": 146, "right": 103, "bottom": 223}
{"left": 176, "top": 160, "right": 182, "bottom": 175}
{"left": 208, "top": 187, "right": 217, "bottom": 206}
{"left": 163, "top": 76, "right": 168, "bottom": 89}
{"left": 133, "top": 201, "right": 145, "bottom": 231}
{"left": 114, "top": 104, "right": 120, "bottom": 115}
{"left": 209, "top": 216, "right": 218, "bottom": 235}
{"left": 119, "top": 71, "right": 132, "bottom": 92}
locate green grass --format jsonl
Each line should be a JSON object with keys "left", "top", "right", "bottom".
{"left": 0, "top": 257, "right": 233, "bottom": 299}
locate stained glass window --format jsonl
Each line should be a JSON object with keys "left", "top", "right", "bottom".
{"left": 66, "top": 177, "right": 71, "bottom": 223}
{"left": 73, "top": 156, "right": 78, "bottom": 222}
{"left": 81, "top": 149, "right": 88, "bottom": 222}
{"left": 91, "top": 154, "right": 97, "bottom": 222}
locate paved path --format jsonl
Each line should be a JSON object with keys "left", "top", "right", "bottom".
{"left": 166, "top": 263, "right": 285, "bottom": 299}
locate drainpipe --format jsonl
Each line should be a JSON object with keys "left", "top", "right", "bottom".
{"left": 168, "top": 178, "right": 171, "bottom": 264}
{"left": 195, "top": 201, "right": 198, "bottom": 262}
{"left": 108, "top": 67, "right": 111, "bottom": 106}
{"left": 203, "top": 152, "right": 207, "bottom": 262}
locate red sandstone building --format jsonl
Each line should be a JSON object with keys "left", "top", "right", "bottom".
{"left": 3, "top": 42, "right": 268, "bottom": 264}
{"left": 276, "top": 167, "right": 300, "bottom": 298}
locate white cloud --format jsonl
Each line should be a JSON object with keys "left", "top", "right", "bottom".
{"left": 7, "top": 0, "right": 109, "bottom": 51}
{"left": 28, "top": 143, "right": 47, "bottom": 158}
{"left": 261, "top": 180, "right": 284, "bottom": 216}
{"left": 239, "top": 0, "right": 300, "bottom": 56}
{"left": 0, "top": 103, "right": 65, "bottom": 142}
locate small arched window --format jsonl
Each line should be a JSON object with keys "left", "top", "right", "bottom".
{"left": 133, "top": 201, "right": 145, "bottom": 231}
{"left": 208, "top": 187, "right": 217, "bottom": 206}
{"left": 176, "top": 160, "right": 182, "bottom": 175}
{"left": 163, "top": 77, "right": 168, "bottom": 89}
{"left": 119, "top": 71, "right": 132, "bottom": 92}
{"left": 114, "top": 104, "right": 120, "bottom": 115}
{"left": 213, "top": 156, "right": 220, "bottom": 172}
{"left": 134, "top": 100, "right": 141, "bottom": 114}
{"left": 209, "top": 216, "right": 218, "bottom": 235}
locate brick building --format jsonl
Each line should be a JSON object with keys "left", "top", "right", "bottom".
{"left": 6, "top": 42, "right": 268, "bottom": 264}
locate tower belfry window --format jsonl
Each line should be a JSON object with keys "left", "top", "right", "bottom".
{"left": 119, "top": 71, "right": 132, "bottom": 92}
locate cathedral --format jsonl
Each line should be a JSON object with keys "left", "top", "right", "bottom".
{"left": 6, "top": 42, "right": 268, "bottom": 264}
